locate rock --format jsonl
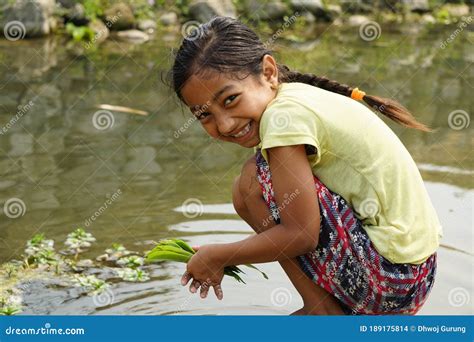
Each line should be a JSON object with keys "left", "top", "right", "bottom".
{"left": 56, "top": 0, "right": 75, "bottom": 8}
{"left": 138, "top": 19, "right": 157, "bottom": 33}
{"left": 64, "top": 3, "right": 89, "bottom": 26}
{"left": 116, "top": 29, "right": 149, "bottom": 43}
{"left": 87, "top": 19, "right": 109, "bottom": 45}
{"left": 158, "top": 12, "right": 178, "bottom": 26}
{"left": 104, "top": 3, "right": 135, "bottom": 30}
{"left": 327, "top": 4, "right": 342, "bottom": 17}
{"left": 443, "top": 4, "right": 470, "bottom": 18}
{"left": 189, "top": 0, "right": 237, "bottom": 23}
{"left": 347, "top": 14, "right": 370, "bottom": 27}
{"left": 0, "top": 0, "right": 57, "bottom": 38}
{"left": 402, "top": 0, "right": 430, "bottom": 14}
{"left": 290, "top": 0, "right": 332, "bottom": 21}
{"left": 246, "top": 0, "right": 289, "bottom": 21}
{"left": 340, "top": 0, "right": 373, "bottom": 14}
{"left": 420, "top": 14, "right": 436, "bottom": 24}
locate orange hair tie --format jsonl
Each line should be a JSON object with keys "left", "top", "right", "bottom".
{"left": 351, "top": 87, "right": 366, "bottom": 101}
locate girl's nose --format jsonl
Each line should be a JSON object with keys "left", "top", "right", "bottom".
{"left": 215, "top": 115, "right": 237, "bottom": 137}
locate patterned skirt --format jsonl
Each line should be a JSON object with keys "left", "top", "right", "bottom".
{"left": 255, "top": 149, "right": 436, "bottom": 315}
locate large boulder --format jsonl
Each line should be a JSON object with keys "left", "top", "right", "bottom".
{"left": 0, "top": 0, "right": 56, "bottom": 38}
{"left": 104, "top": 3, "right": 135, "bottom": 30}
{"left": 290, "top": 0, "right": 332, "bottom": 21}
{"left": 402, "top": 0, "right": 430, "bottom": 14}
{"left": 246, "top": 0, "right": 289, "bottom": 21}
{"left": 188, "top": 0, "right": 237, "bottom": 23}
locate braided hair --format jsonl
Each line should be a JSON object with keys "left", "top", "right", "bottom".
{"left": 171, "top": 16, "right": 430, "bottom": 132}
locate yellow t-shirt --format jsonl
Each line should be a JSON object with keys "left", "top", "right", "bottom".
{"left": 255, "top": 82, "right": 442, "bottom": 264}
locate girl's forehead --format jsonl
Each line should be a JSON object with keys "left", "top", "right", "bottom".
{"left": 181, "top": 73, "right": 236, "bottom": 107}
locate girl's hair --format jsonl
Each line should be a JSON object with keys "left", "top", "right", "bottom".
{"left": 171, "top": 16, "right": 430, "bottom": 132}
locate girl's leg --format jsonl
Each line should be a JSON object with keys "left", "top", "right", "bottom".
{"left": 232, "top": 157, "right": 344, "bottom": 315}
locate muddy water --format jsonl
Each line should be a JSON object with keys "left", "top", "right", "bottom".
{"left": 0, "top": 24, "right": 472, "bottom": 314}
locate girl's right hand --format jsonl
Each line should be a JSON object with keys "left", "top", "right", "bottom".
{"left": 180, "top": 245, "right": 224, "bottom": 300}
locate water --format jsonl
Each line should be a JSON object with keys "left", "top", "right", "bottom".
{"left": 0, "top": 24, "right": 472, "bottom": 315}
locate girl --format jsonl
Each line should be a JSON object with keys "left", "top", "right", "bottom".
{"left": 171, "top": 16, "right": 442, "bottom": 315}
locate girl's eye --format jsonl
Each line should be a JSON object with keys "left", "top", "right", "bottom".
{"left": 196, "top": 112, "right": 211, "bottom": 121}
{"left": 224, "top": 95, "right": 238, "bottom": 106}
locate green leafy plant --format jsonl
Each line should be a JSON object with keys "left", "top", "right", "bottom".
{"left": 66, "top": 23, "right": 95, "bottom": 42}
{"left": 115, "top": 268, "right": 150, "bottom": 282}
{"left": 145, "top": 239, "right": 268, "bottom": 284}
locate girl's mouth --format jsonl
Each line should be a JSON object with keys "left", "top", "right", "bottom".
{"left": 232, "top": 121, "right": 253, "bottom": 141}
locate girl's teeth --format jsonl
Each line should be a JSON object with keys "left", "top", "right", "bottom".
{"left": 233, "top": 123, "right": 251, "bottom": 138}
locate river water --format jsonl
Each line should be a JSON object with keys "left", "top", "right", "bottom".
{"left": 0, "top": 24, "right": 472, "bottom": 315}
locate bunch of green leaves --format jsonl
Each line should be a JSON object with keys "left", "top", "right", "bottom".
{"left": 145, "top": 239, "right": 268, "bottom": 284}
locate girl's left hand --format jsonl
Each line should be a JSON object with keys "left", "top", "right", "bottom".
{"left": 180, "top": 244, "right": 225, "bottom": 300}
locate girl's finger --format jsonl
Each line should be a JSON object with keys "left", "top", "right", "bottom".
{"left": 190, "top": 279, "right": 201, "bottom": 293}
{"left": 213, "top": 284, "right": 223, "bottom": 300}
{"left": 181, "top": 271, "right": 192, "bottom": 286}
{"left": 200, "top": 281, "right": 210, "bottom": 299}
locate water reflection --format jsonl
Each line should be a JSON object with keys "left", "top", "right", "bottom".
{"left": 0, "top": 25, "right": 472, "bottom": 314}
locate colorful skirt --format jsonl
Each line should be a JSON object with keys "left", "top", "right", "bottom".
{"left": 255, "top": 149, "right": 436, "bottom": 315}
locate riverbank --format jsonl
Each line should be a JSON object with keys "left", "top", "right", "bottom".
{"left": 0, "top": 0, "right": 472, "bottom": 48}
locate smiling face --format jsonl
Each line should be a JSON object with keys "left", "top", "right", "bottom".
{"left": 180, "top": 55, "right": 279, "bottom": 148}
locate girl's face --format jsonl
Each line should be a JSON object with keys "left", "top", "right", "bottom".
{"left": 180, "top": 55, "right": 279, "bottom": 148}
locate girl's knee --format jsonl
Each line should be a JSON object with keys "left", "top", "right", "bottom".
{"left": 232, "top": 175, "right": 247, "bottom": 216}
{"left": 238, "top": 155, "right": 261, "bottom": 202}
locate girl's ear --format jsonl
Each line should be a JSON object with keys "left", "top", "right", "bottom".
{"left": 261, "top": 54, "right": 279, "bottom": 89}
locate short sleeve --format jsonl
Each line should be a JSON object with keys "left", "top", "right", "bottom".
{"left": 258, "top": 98, "right": 324, "bottom": 166}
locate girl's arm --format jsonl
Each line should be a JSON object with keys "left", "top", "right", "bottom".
{"left": 214, "top": 144, "right": 321, "bottom": 266}
{"left": 184, "top": 145, "right": 321, "bottom": 288}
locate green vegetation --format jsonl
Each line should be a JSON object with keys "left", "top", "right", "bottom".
{"left": 146, "top": 239, "right": 268, "bottom": 284}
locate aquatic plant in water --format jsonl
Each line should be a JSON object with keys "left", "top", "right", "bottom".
{"left": 71, "top": 274, "right": 109, "bottom": 295}
{"left": 146, "top": 239, "right": 268, "bottom": 284}
{"left": 65, "top": 228, "right": 96, "bottom": 255}
{"left": 115, "top": 268, "right": 150, "bottom": 282}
